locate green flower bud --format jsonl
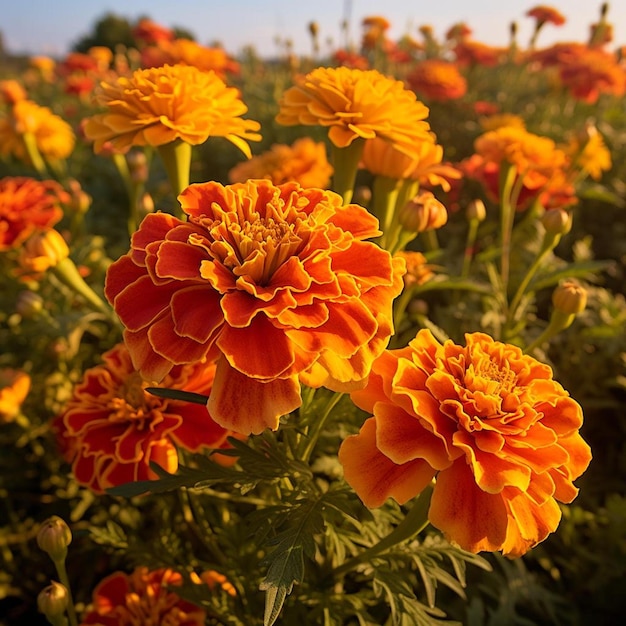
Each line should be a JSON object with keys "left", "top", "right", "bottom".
{"left": 37, "top": 580, "right": 69, "bottom": 624}
{"left": 37, "top": 516, "right": 72, "bottom": 563}
{"left": 552, "top": 281, "right": 587, "bottom": 315}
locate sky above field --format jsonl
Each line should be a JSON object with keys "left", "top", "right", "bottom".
{"left": 2, "top": 0, "right": 622, "bottom": 58}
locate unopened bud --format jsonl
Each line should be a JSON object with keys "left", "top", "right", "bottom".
{"left": 542, "top": 208, "right": 572, "bottom": 236}
{"left": 308, "top": 21, "right": 319, "bottom": 38}
{"left": 37, "top": 581, "right": 69, "bottom": 623}
{"left": 552, "top": 281, "right": 587, "bottom": 315}
{"left": 466, "top": 198, "right": 486, "bottom": 222}
{"left": 399, "top": 191, "right": 448, "bottom": 233}
{"left": 127, "top": 150, "right": 149, "bottom": 183}
{"left": 15, "top": 290, "right": 44, "bottom": 317}
{"left": 353, "top": 185, "right": 372, "bottom": 206}
{"left": 37, "top": 516, "right": 72, "bottom": 563}
{"left": 138, "top": 192, "right": 155, "bottom": 217}
{"left": 18, "top": 229, "right": 70, "bottom": 275}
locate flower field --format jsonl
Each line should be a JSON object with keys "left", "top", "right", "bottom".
{"left": 1, "top": 4, "right": 625, "bottom": 625}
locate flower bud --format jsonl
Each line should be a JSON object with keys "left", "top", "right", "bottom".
{"left": 399, "top": 191, "right": 448, "bottom": 233}
{"left": 37, "top": 581, "right": 69, "bottom": 622}
{"left": 37, "top": 516, "right": 72, "bottom": 563}
{"left": 127, "top": 150, "right": 149, "bottom": 183}
{"left": 466, "top": 198, "right": 486, "bottom": 222}
{"left": 353, "top": 185, "right": 372, "bottom": 206}
{"left": 18, "top": 229, "right": 70, "bottom": 276}
{"left": 15, "top": 290, "right": 44, "bottom": 318}
{"left": 542, "top": 208, "right": 572, "bottom": 236}
{"left": 138, "top": 192, "right": 155, "bottom": 217}
{"left": 552, "top": 281, "right": 587, "bottom": 315}
{"left": 308, "top": 21, "right": 320, "bottom": 38}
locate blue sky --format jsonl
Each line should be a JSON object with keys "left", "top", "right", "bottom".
{"left": 1, "top": 0, "right": 621, "bottom": 57}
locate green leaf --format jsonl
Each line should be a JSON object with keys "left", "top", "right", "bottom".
{"left": 145, "top": 387, "right": 209, "bottom": 405}
{"left": 530, "top": 259, "right": 611, "bottom": 292}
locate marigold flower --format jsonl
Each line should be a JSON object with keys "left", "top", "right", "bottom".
{"left": 395, "top": 251, "right": 435, "bottom": 288}
{"left": 339, "top": 329, "right": 592, "bottom": 557}
{"left": 566, "top": 127, "right": 612, "bottom": 180}
{"left": 0, "top": 79, "right": 27, "bottom": 105}
{"left": 276, "top": 66, "right": 431, "bottom": 159}
{"left": 54, "top": 342, "right": 232, "bottom": 493}
{"left": 526, "top": 5, "right": 566, "bottom": 26}
{"left": 453, "top": 40, "right": 506, "bottom": 67}
{"left": 0, "top": 368, "right": 31, "bottom": 423}
{"left": 332, "top": 49, "right": 369, "bottom": 70}
{"left": 228, "top": 137, "right": 333, "bottom": 188}
{"left": 132, "top": 17, "right": 175, "bottom": 45}
{"left": 81, "top": 567, "right": 206, "bottom": 626}
{"left": 399, "top": 191, "right": 448, "bottom": 233}
{"left": 0, "top": 100, "right": 75, "bottom": 163}
{"left": 16, "top": 228, "right": 70, "bottom": 279}
{"left": 29, "top": 55, "right": 56, "bottom": 81}
{"left": 83, "top": 64, "right": 261, "bottom": 156}
{"left": 0, "top": 177, "right": 67, "bottom": 251}
{"left": 407, "top": 60, "right": 467, "bottom": 101}
{"left": 479, "top": 113, "right": 526, "bottom": 132}
{"left": 141, "top": 39, "right": 240, "bottom": 77}
{"left": 104, "top": 179, "right": 405, "bottom": 435}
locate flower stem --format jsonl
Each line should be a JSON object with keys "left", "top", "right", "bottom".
{"left": 330, "top": 485, "right": 433, "bottom": 580}
{"left": 299, "top": 391, "right": 344, "bottom": 463}
{"left": 461, "top": 218, "right": 480, "bottom": 278}
{"left": 330, "top": 138, "right": 365, "bottom": 205}
{"left": 498, "top": 163, "right": 517, "bottom": 296}
{"left": 22, "top": 131, "right": 48, "bottom": 177}
{"left": 157, "top": 140, "right": 192, "bottom": 217}
{"left": 52, "top": 559, "right": 78, "bottom": 626}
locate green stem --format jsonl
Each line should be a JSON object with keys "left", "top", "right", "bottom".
{"left": 52, "top": 560, "right": 78, "bottom": 626}
{"left": 330, "top": 485, "right": 433, "bottom": 580}
{"left": 371, "top": 176, "right": 400, "bottom": 250}
{"left": 157, "top": 140, "right": 192, "bottom": 217}
{"left": 499, "top": 163, "right": 517, "bottom": 297}
{"left": 524, "top": 310, "right": 575, "bottom": 355}
{"left": 52, "top": 258, "right": 115, "bottom": 320}
{"left": 461, "top": 219, "right": 480, "bottom": 279}
{"left": 299, "top": 391, "right": 344, "bottom": 463}
{"left": 330, "top": 139, "right": 365, "bottom": 204}
{"left": 22, "top": 131, "right": 48, "bottom": 177}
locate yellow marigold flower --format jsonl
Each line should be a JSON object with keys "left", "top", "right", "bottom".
{"left": 84, "top": 64, "right": 261, "bottom": 157}
{"left": 339, "top": 329, "right": 592, "bottom": 557}
{"left": 228, "top": 137, "right": 333, "bottom": 188}
{"left": 30, "top": 55, "right": 56, "bottom": 81}
{"left": 0, "top": 368, "right": 31, "bottom": 423}
{"left": 479, "top": 113, "right": 526, "bottom": 132}
{"left": 276, "top": 66, "right": 431, "bottom": 159}
{"left": 565, "top": 126, "right": 612, "bottom": 180}
{"left": 0, "top": 100, "right": 75, "bottom": 162}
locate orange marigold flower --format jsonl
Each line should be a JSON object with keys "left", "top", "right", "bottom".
{"left": 16, "top": 228, "right": 70, "bottom": 280}
{"left": 0, "top": 177, "right": 68, "bottom": 251}
{"left": 0, "top": 368, "right": 31, "bottom": 423}
{"left": 0, "top": 79, "right": 27, "bottom": 105}
{"left": 395, "top": 251, "right": 435, "bottom": 288}
{"left": 81, "top": 567, "right": 206, "bottom": 626}
{"left": 446, "top": 22, "right": 472, "bottom": 41}
{"left": 29, "top": 55, "right": 56, "bottom": 81}
{"left": 526, "top": 5, "right": 566, "bottom": 26}
{"left": 132, "top": 17, "right": 175, "bottom": 45}
{"left": 339, "top": 329, "right": 592, "bottom": 557}
{"left": 407, "top": 59, "right": 467, "bottom": 101}
{"left": 276, "top": 66, "right": 431, "bottom": 159}
{"left": 479, "top": 113, "right": 526, "bottom": 132}
{"left": 83, "top": 64, "right": 261, "bottom": 156}
{"left": 332, "top": 49, "right": 369, "bottom": 70}
{"left": 0, "top": 100, "right": 75, "bottom": 163}
{"left": 54, "top": 342, "right": 232, "bottom": 493}
{"left": 453, "top": 40, "right": 506, "bottom": 67}
{"left": 228, "top": 137, "right": 333, "bottom": 188}
{"left": 142, "top": 39, "right": 240, "bottom": 76}
{"left": 104, "top": 179, "right": 405, "bottom": 435}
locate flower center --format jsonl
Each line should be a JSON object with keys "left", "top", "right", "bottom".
{"left": 474, "top": 360, "right": 517, "bottom": 396}
{"left": 108, "top": 372, "right": 151, "bottom": 422}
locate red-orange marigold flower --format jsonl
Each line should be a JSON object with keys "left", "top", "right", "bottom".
{"left": 104, "top": 179, "right": 405, "bottom": 435}
{"left": 81, "top": 567, "right": 206, "bottom": 626}
{"left": 54, "top": 342, "right": 231, "bottom": 493}
{"left": 526, "top": 5, "right": 566, "bottom": 26}
{"left": 276, "top": 66, "right": 432, "bottom": 159}
{"left": 228, "top": 137, "right": 333, "bottom": 188}
{"left": 0, "top": 177, "right": 68, "bottom": 251}
{"left": 407, "top": 59, "right": 467, "bottom": 101}
{"left": 339, "top": 329, "right": 592, "bottom": 557}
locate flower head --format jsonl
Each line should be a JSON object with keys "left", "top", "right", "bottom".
{"left": 526, "top": 5, "right": 566, "bottom": 27}
{"left": 0, "top": 368, "right": 31, "bottom": 423}
{"left": 339, "top": 329, "right": 592, "bottom": 557}
{"left": 54, "top": 341, "right": 232, "bottom": 493}
{"left": 84, "top": 64, "right": 261, "bottom": 156}
{"left": 16, "top": 228, "right": 70, "bottom": 280}
{"left": 0, "top": 177, "right": 68, "bottom": 251}
{"left": 276, "top": 66, "right": 431, "bottom": 159}
{"left": 81, "top": 567, "right": 206, "bottom": 626}
{"left": 105, "top": 179, "right": 405, "bottom": 435}
{"left": 407, "top": 60, "right": 467, "bottom": 101}
{"left": 228, "top": 137, "right": 333, "bottom": 188}
{"left": 0, "top": 100, "right": 75, "bottom": 163}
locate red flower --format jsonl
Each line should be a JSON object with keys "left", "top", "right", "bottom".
{"left": 81, "top": 567, "right": 206, "bottom": 625}
{"left": 105, "top": 180, "right": 405, "bottom": 435}
{"left": 0, "top": 177, "right": 67, "bottom": 251}
{"left": 54, "top": 341, "right": 232, "bottom": 493}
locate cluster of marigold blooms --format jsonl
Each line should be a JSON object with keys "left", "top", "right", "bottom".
{"left": 1, "top": 5, "right": 617, "bottom": 623}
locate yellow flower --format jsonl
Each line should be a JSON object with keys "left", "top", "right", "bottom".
{"left": 16, "top": 228, "right": 70, "bottom": 279}
{"left": 228, "top": 137, "right": 333, "bottom": 188}
{"left": 479, "top": 113, "right": 526, "bottom": 132}
{"left": 565, "top": 126, "right": 612, "bottom": 180}
{"left": 84, "top": 64, "right": 261, "bottom": 157}
{"left": 0, "top": 100, "right": 75, "bottom": 162}
{"left": 0, "top": 368, "right": 31, "bottom": 423}
{"left": 276, "top": 66, "right": 431, "bottom": 159}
